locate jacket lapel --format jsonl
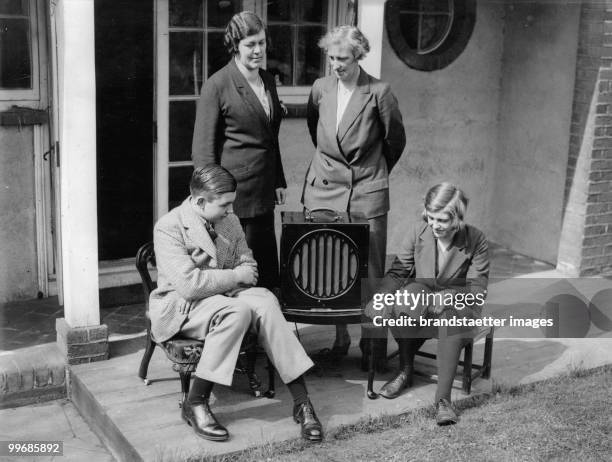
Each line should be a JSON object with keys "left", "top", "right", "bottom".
{"left": 437, "top": 226, "right": 470, "bottom": 282}
{"left": 319, "top": 77, "right": 349, "bottom": 165}
{"left": 322, "top": 76, "right": 338, "bottom": 138}
{"left": 229, "top": 60, "right": 273, "bottom": 137}
{"left": 337, "top": 68, "right": 372, "bottom": 144}
{"left": 212, "top": 218, "right": 232, "bottom": 269}
{"left": 415, "top": 225, "right": 436, "bottom": 279}
{"left": 179, "top": 199, "right": 217, "bottom": 263}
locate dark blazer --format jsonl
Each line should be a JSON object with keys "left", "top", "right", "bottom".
{"left": 192, "top": 59, "right": 286, "bottom": 219}
{"left": 302, "top": 68, "right": 406, "bottom": 219}
{"left": 365, "top": 221, "right": 489, "bottom": 319}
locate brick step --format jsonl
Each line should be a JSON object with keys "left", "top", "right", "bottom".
{"left": 0, "top": 344, "right": 66, "bottom": 409}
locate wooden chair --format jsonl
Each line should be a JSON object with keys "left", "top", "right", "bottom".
{"left": 135, "top": 242, "right": 275, "bottom": 406}
{"left": 366, "top": 325, "right": 494, "bottom": 399}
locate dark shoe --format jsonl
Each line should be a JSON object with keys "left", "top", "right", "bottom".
{"left": 379, "top": 369, "right": 413, "bottom": 399}
{"left": 436, "top": 398, "right": 458, "bottom": 426}
{"left": 293, "top": 400, "right": 323, "bottom": 442}
{"left": 182, "top": 400, "right": 229, "bottom": 441}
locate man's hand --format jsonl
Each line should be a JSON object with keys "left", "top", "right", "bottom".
{"left": 234, "top": 264, "right": 258, "bottom": 286}
{"left": 275, "top": 188, "right": 286, "bottom": 205}
{"left": 177, "top": 297, "right": 196, "bottom": 315}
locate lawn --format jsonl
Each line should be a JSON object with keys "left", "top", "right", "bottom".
{"left": 199, "top": 365, "right": 612, "bottom": 462}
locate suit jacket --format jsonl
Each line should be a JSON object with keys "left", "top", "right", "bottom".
{"left": 302, "top": 68, "right": 406, "bottom": 219}
{"left": 149, "top": 198, "right": 256, "bottom": 342}
{"left": 365, "top": 222, "right": 489, "bottom": 319}
{"left": 191, "top": 59, "right": 286, "bottom": 219}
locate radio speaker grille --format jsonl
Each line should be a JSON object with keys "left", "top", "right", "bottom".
{"left": 289, "top": 229, "right": 359, "bottom": 300}
{"left": 280, "top": 211, "right": 369, "bottom": 310}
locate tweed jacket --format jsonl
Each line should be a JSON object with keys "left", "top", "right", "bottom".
{"left": 302, "top": 68, "right": 406, "bottom": 219}
{"left": 191, "top": 59, "right": 286, "bottom": 219}
{"left": 365, "top": 221, "right": 489, "bottom": 319}
{"left": 149, "top": 199, "right": 256, "bottom": 342}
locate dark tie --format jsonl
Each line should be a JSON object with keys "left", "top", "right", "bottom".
{"left": 205, "top": 222, "right": 217, "bottom": 241}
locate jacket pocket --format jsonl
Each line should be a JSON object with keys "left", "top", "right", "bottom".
{"left": 361, "top": 178, "right": 389, "bottom": 193}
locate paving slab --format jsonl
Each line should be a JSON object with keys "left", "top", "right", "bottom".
{"left": 70, "top": 327, "right": 492, "bottom": 462}
{"left": 0, "top": 399, "right": 114, "bottom": 462}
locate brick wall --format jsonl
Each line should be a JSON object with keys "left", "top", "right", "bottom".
{"left": 559, "top": 0, "right": 612, "bottom": 275}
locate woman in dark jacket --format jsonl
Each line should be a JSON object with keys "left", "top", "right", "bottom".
{"left": 192, "top": 11, "right": 285, "bottom": 290}
{"left": 364, "top": 183, "right": 489, "bottom": 425}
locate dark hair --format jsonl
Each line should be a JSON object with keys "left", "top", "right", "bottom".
{"left": 224, "top": 11, "right": 266, "bottom": 55}
{"left": 422, "top": 182, "right": 469, "bottom": 228}
{"left": 190, "top": 164, "right": 237, "bottom": 200}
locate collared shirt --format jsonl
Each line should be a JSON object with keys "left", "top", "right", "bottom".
{"left": 436, "top": 239, "right": 450, "bottom": 276}
{"left": 188, "top": 197, "right": 217, "bottom": 241}
{"left": 204, "top": 220, "right": 217, "bottom": 241}
{"left": 336, "top": 80, "right": 355, "bottom": 132}
{"left": 248, "top": 76, "right": 270, "bottom": 119}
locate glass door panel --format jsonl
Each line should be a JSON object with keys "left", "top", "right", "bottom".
{"left": 155, "top": 0, "right": 242, "bottom": 219}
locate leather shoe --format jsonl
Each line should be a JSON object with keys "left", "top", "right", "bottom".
{"left": 182, "top": 400, "right": 229, "bottom": 441}
{"left": 293, "top": 400, "right": 323, "bottom": 442}
{"left": 379, "top": 369, "right": 413, "bottom": 399}
{"left": 436, "top": 398, "right": 458, "bottom": 425}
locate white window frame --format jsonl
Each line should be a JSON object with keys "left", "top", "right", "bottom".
{"left": 0, "top": 0, "right": 41, "bottom": 102}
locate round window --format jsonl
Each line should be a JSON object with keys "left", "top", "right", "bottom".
{"left": 385, "top": 0, "right": 476, "bottom": 71}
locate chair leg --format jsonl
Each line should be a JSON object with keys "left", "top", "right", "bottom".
{"left": 482, "top": 332, "right": 494, "bottom": 379}
{"left": 264, "top": 355, "right": 276, "bottom": 398}
{"left": 462, "top": 341, "right": 474, "bottom": 395}
{"left": 138, "top": 337, "right": 156, "bottom": 384}
{"left": 245, "top": 344, "right": 263, "bottom": 397}
{"left": 367, "top": 338, "right": 378, "bottom": 399}
{"left": 178, "top": 371, "right": 192, "bottom": 408}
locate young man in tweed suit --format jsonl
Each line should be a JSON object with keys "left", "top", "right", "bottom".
{"left": 149, "top": 165, "right": 323, "bottom": 442}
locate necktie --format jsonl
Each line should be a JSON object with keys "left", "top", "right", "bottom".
{"left": 205, "top": 222, "right": 217, "bottom": 241}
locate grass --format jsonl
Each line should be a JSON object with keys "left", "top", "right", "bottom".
{"left": 174, "top": 365, "right": 612, "bottom": 462}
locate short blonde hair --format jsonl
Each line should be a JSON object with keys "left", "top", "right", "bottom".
{"left": 422, "top": 183, "right": 469, "bottom": 228}
{"left": 318, "top": 25, "right": 370, "bottom": 60}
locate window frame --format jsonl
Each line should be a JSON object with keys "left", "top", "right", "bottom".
{"left": 385, "top": 0, "right": 476, "bottom": 72}
{"left": 266, "top": 0, "right": 338, "bottom": 105}
{"left": 0, "top": 0, "right": 41, "bottom": 102}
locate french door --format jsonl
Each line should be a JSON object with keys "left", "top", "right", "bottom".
{"left": 154, "top": 0, "right": 251, "bottom": 219}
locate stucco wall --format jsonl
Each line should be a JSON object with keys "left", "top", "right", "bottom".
{"left": 491, "top": 2, "right": 580, "bottom": 263}
{"left": 378, "top": 2, "right": 506, "bottom": 253}
{"left": 278, "top": 1, "right": 580, "bottom": 265}
{"left": 0, "top": 126, "right": 38, "bottom": 303}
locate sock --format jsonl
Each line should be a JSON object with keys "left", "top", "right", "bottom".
{"left": 188, "top": 377, "right": 214, "bottom": 405}
{"left": 287, "top": 376, "right": 309, "bottom": 406}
